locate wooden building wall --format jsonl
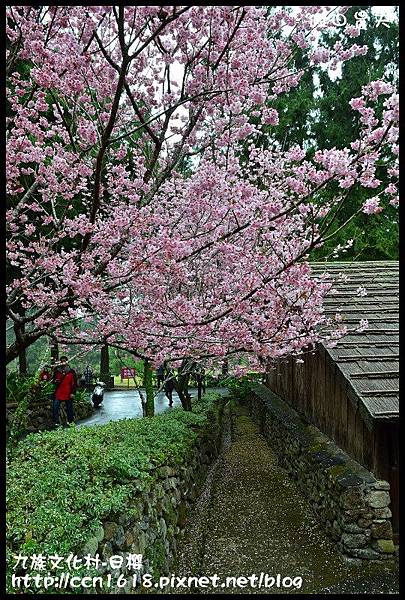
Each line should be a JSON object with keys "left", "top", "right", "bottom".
{"left": 266, "top": 348, "right": 399, "bottom": 536}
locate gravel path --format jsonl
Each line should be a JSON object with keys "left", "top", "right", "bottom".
{"left": 172, "top": 401, "right": 399, "bottom": 595}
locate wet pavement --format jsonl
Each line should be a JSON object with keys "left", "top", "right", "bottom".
{"left": 76, "top": 388, "right": 229, "bottom": 428}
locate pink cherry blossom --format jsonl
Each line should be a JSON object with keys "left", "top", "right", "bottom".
{"left": 362, "top": 197, "right": 383, "bottom": 215}
{"left": 6, "top": 6, "right": 398, "bottom": 376}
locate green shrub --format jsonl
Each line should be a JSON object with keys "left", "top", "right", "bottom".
{"left": 72, "top": 388, "right": 92, "bottom": 412}
{"left": 218, "top": 372, "right": 262, "bottom": 400}
{"left": 7, "top": 373, "right": 53, "bottom": 447}
{"left": 6, "top": 372, "right": 53, "bottom": 405}
{"left": 6, "top": 392, "right": 223, "bottom": 593}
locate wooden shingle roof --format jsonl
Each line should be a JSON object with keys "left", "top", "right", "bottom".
{"left": 310, "top": 261, "right": 399, "bottom": 425}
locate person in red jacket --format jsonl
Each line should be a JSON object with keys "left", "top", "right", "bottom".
{"left": 52, "top": 356, "right": 77, "bottom": 426}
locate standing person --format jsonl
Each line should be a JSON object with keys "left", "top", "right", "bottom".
{"left": 84, "top": 365, "right": 93, "bottom": 390}
{"left": 164, "top": 367, "right": 175, "bottom": 407}
{"left": 52, "top": 358, "right": 65, "bottom": 392}
{"left": 195, "top": 364, "right": 206, "bottom": 401}
{"left": 201, "top": 366, "right": 206, "bottom": 394}
{"left": 156, "top": 364, "right": 164, "bottom": 389}
{"left": 52, "top": 356, "right": 77, "bottom": 426}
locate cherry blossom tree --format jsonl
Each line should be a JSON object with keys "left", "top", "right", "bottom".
{"left": 6, "top": 6, "right": 398, "bottom": 408}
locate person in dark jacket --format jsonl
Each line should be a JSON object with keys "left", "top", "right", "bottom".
{"left": 164, "top": 368, "right": 175, "bottom": 407}
{"left": 84, "top": 365, "right": 93, "bottom": 389}
{"left": 156, "top": 364, "right": 165, "bottom": 389}
{"left": 195, "top": 364, "right": 206, "bottom": 401}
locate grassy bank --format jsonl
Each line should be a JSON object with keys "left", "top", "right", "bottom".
{"left": 6, "top": 392, "right": 224, "bottom": 593}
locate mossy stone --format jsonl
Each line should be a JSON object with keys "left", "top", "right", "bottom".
{"left": 375, "top": 539, "right": 395, "bottom": 554}
{"left": 82, "top": 536, "right": 99, "bottom": 556}
{"left": 328, "top": 463, "right": 349, "bottom": 478}
{"left": 93, "top": 525, "right": 104, "bottom": 543}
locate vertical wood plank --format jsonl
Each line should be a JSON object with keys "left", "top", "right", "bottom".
{"left": 294, "top": 356, "right": 305, "bottom": 417}
{"left": 353, "top": 403, "right": 364, "bottom": 465}
{"left": 337, "top": 373, "right": 348, "bottom": 449}
{"left": 346, "top": 395, "right": 357, "bottom": 460}
{"left": 362, "top": 420, "right": 374, "bottom": 471}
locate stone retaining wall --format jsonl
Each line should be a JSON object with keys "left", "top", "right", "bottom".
{"left": 248, "top": 384, "right": 397, "bottom": 566}
{"left": 6, "top": 394, "right": 94, "bottom": 434}
{"left": 79, "top": 399, "right": 229, "bottom": 594}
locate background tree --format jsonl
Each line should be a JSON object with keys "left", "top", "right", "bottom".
{"left": 265, "top": 6, "right": 399, "bottom": 261}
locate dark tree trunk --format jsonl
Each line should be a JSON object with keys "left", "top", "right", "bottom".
{"left": 14, "top": 321, "right": 27, "bottom": 375}
{"left": 174, "top": 383, "right": 192, "bottom": 411}
{"left": 100, "top": 343, "right": 110, "bottom": 385}
{"left": 6, "top": 330, "right": 43, "bottom": 365}
{"left": 143, "top": 359, "right": 155, "bottom": 417}
{"left": 175, "top": 360, "right": 193, "bottom": 411}
{"left": 222, "top": 358, "right": 229, "bottom": 376}
{"left": 12, "top": 306, "right": 28, "bottom": 374}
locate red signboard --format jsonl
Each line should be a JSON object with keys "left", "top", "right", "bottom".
{"left": 121, "top": 367, "right": 136, "bottom": 380}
